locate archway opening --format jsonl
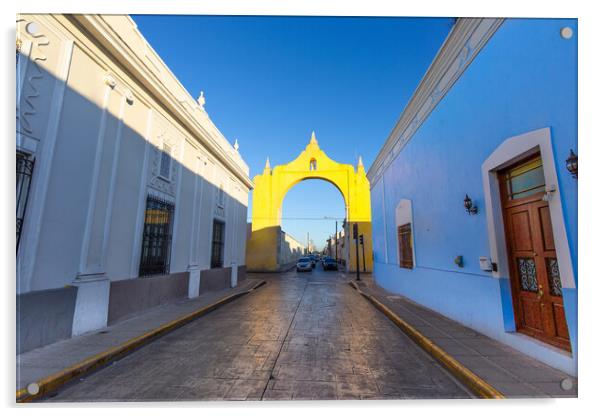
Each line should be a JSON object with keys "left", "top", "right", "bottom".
{"left": 279, "top": 179, "right": 346, "bottom": 265}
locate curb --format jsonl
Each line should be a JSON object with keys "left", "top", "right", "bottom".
{"left": 348, "top": 281, "right": 504, "bottom": 399}
{"left": 16, "top": 279, "right": 267, "bottom": 403}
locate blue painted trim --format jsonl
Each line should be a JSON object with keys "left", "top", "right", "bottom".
{"left": 498, "top": 277, "right": 517, "bottom": 332}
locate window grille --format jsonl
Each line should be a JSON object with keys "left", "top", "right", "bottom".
{"left": 211, "top": 219, "right": 225, "bottom": 268}
{"left": 397, "top": 223, "right": 413, "bottom": 269}
{"left": 139, "top": 195, "right": 175, "bottom": 276}
{"left": 16, "top": 152, "right": 34, "bottom": 253}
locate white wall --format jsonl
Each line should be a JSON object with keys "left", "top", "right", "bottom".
{"left": 17, "top": 14, "right": 252, "bottom": 294}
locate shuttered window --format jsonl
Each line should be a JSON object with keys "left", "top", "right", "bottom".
{"left": 397, "top": 223, "right": 413, "bottom": 269}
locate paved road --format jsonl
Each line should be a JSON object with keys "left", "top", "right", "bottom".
{"left": 47, "top": 266, "right": 472, "bottom": 401}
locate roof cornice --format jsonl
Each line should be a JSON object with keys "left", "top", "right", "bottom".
{"left": 71, "top": 15, "right": 254, "bottom": 189}
{"left": 367, "top": 18, "right": 504, "bottom": 186}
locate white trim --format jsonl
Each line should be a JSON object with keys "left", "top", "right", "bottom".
{"left": 78, "top": 83, "right": 113, "bottom": 276}
{"left": 169, "top": 135, "right": 186, "bottom": 272}
{"left": 368, "top": 18, "right": 504, "bottom": 185}
{"left": 188, "top": 154, "right": 202, "bottom": 268}
{"left": 481, "top": 127, "right": 575, "bottom": 289}
{"left": 17, "top": 40, "right": 74, "bottom": 294}
{"left": 130, "top": 109, "right": 154, "bottom": 277}
{"left": 98, "top": 94, "right": 127, "bottom": 272}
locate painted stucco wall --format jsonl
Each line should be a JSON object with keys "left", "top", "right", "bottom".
{"left": 370, "top": 18, "right": 577, "bottom": 374}
{"left": 17, "top": 15, "right": 252, "bottom": 294}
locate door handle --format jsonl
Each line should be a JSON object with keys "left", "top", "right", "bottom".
{"left": 537, "top": 284, "right": 544, "bottom": 300}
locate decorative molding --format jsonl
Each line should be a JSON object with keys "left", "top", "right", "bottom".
{"left": 367, "top": 18, "right": 504, "bottom": 186}
{"left": 103, "top": 74, "right": 117, "bottom": 89}
{"left": 71, "top": 15, "right": 253, "bottom": 189}
{"left": 16, "top": 17, "right": 50, "bottom": 142}
{"left": 16, "top": 37, "right": 74, "bottom": 293}
{"left": 148, "top": 112, "right": 180, "bottom": 197}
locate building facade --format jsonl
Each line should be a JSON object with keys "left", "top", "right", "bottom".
{"left": 368, "top": 18, "right": 577, "bottom": 375}
{"left": 16, "top": 14, "right": 253, "bottom": 354}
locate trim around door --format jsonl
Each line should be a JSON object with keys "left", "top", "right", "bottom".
{"left": 481, "top": 127, "right": 575, "bottom": 292}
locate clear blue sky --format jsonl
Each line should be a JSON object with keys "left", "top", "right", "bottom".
{"left": 132, "top": 15, "right": 453, "bottom": 250}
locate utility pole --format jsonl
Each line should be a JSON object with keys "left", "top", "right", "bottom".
{"left": 360, "top": 234, "right": 366, "bottom": 272}
{"left": 353, "top": 223, "right": 360, "bottom": 281}
{"left": 307, "top": 232, "right": 309, "bottom": 255}
{"left": 335, "top": 220, "right": 338, "bottom": 263}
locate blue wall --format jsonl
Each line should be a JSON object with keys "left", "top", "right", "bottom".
{"left": 371, "top": 18, "right": 577, "bottom": 373}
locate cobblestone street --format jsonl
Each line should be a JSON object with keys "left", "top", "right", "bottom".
{"left": 46, "top": 268, "right": 472, "bottom": 401}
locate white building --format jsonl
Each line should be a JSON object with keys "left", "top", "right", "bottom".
{"left": 16, "top": 14, "right": 253, "bottom": 353}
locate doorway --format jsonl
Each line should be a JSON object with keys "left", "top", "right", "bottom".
{"left": 499, "top": 154, "right": 571, "bottom": 351}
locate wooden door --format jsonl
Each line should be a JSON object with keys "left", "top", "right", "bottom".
{"left": 499, "top": 155, "right": 571, "bottom": 351}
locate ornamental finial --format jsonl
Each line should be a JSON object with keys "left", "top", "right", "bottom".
{"left": 197, "top": 91, "right": 206, "bottom": 108}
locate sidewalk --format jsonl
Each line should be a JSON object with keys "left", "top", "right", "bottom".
{"left": 17, "top": 278, "right": 263, "bottom": 395}
{"left": 353, "top": 275, "right": 577, "bottom": 398}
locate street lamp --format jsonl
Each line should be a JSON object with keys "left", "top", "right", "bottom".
{"left": 464, "top": 194, "right": 478, "bottom": 215}
{"left": 566, "top": 149, "right": 578, "bottom": 178}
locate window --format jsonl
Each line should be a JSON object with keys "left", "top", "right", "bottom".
{"left": 309, "top": 158, "right": 317, "bottom": 171}
{"left": 159, "top": 143, "right": 172, "bottom": 180}
{"left": 16, "top": 152, "right": 34, "bottom": 253}
{"left": 139, "top": 195, "right": 174, "bottom": 276}
{"left": 397, "top": 223, "right": 413, "bottom": 269}
{"left": 502, "top": 155, "right": 545, "bottom": 200}
{"left": 211, "top": 219, "right": 225, "bottom": 268}
{"left": 218, "top": 185, "right": 225, "bottom": 207}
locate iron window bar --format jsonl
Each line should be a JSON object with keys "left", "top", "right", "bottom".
{"left": 16, "top": 152, "right": 34, "bottom": 254}
{"left": 139, "top": 195, "right": 175, "bottom": 277}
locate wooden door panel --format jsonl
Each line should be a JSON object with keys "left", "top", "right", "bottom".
{"left": 538, "top": 205, "right": 556, "bottom": 252}
{"left": 552, "top": 303, "right": 570, "bottom": 340}
{"left": 509, "top": 210, "right": 534, "bottom": 252}
{"left": 520, "top": 297, "right": 543, "bottom": 332}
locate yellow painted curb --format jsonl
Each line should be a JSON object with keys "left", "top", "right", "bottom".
{"left": 348, "top": 281, "right": 505, "bottom": 399}
{"left": 16, "top": 279, "right": 267, "bottom": 403}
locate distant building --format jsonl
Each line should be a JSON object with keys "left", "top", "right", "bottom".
{"left": 16, "top": 15, "right": 253, "bottom": 353}
{"left": 326, "top": 229, "right": 347, "bottom": 266}
{"left": 367, "top": 18, "right": 577, "bottom": 375}
{"left": 278, "top": 230, "right": 306, "bottom": 266}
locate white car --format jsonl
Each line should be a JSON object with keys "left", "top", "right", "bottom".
{"left": 296, "top": 257, "right": 313, "bottom": 272}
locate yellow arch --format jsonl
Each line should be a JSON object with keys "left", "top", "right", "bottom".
{"left": 246, "top": 132, "right": 372, "bottom": 272}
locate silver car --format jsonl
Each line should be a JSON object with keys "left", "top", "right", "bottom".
{"left": 296, "top": 257, "right": 313, "bottom": 272}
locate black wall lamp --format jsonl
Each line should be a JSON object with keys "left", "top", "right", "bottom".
{"left": 464, "top": 194, "right": 478, "bottom": 215}
{"left": 566, "top": 149, "right": 578, "bottom": 178}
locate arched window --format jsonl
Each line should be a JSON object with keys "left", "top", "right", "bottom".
{"left": 309, "top": 158, "right": 317, "bottom": 171}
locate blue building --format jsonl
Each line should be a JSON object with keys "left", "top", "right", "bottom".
{"left": 367, "top": 18, "right": 577, "bottom": 375}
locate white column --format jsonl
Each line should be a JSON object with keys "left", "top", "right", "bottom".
{"left": 71, "top": 276, "right": 110, "bottom": 336}
{"left": 188, "top": 154, "right": 204, "bottom": 298}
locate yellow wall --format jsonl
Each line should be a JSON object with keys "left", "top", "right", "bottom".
{"left": 246, "top": 132, "right": 372, "bottom": 272}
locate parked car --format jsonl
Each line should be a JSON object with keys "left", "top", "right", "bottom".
{"left": 296, "top": 257, "right": 313, "bottom": 272}
{"left": 309, "top": 255, "right": 317, "bottom": 268}
{"left": 323, "top": 257, "right": 338, "bottom": 271}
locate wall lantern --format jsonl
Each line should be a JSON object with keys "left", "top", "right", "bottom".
{"left": 464, "top": 194, "right": 478, "bottom": 215}
{"left": 566, "top": 149, "right": 578, "bottom": 178}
